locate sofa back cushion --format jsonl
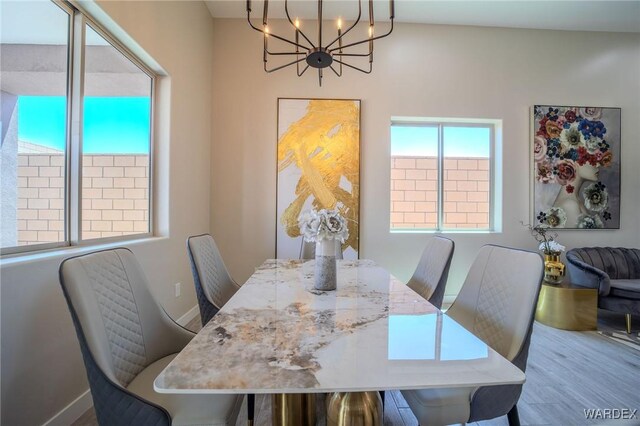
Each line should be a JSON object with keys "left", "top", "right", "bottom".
{"left": 569, "top": 247, "right": 640, "bottom": 280}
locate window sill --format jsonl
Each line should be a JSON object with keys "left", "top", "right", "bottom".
{"left": 0, "top": 235, "right": 167, "bottom": 267}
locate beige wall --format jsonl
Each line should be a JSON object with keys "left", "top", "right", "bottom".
{"left": 210, "top": 19, "right": 640, "bottom": 296}
{"left": 0, "top": 1, "right": 214, "bottom": 424}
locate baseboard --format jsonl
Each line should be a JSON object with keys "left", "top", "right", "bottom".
{"left": 42, "top": 389, "right": 92, "bottom": 426}
{"left": 176, "top": 304, "right": 199, "bottom": 327}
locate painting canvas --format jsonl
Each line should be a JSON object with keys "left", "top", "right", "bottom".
{"left": 277, "top": 98, "right": 360, "bottom": 258}
{"left": 532, "top": 105, "right": 621, "bottom": 229}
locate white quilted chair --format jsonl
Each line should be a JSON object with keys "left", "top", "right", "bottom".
{"left": 401, "top": 245, "right": 543, "bottom": 426}
{"left": 187, "top": 234, "right": 241, "bottom": 325}
{"left": 406, "top": 236, "right": 455, "bottom": 309}
{"left": 300, "top": 240, "right": 344, "bottom": 260}
{"left": 59, "top": 248, "right": 244, "bottom": 426}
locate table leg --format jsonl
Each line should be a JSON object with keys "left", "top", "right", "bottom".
{"left": 327, "top": 391, "right": 383, "bottom": 426}
{"left": 248, "top": 394, "right": 255, "bottom": 426}
{"left": 272, "top": 393, "right": 316, "bottom": 426}
{"left": 507, "top": 404, "right": 521, "bottom": 426}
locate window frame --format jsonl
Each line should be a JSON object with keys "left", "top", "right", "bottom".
{"left": 1, "top": 0, "right": 156, "bottom": 256}
{"left": 390, "top": 117, "right": 500, "bottom": 233}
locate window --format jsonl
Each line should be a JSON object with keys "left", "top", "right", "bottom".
{"left": 390, "top": 118, "right": 501, "bottom": 232}
{"left": 1, "top": 1, "right": 154, "bottom": 255}
{"left": 81, "top": 25, "right": 152, "bottom": 240}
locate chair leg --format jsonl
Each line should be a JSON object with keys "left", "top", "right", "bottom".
{"left": 379, "top": 390, "right": 385, "bottom": 412}
{"left": 507, "top": 405, "right": 521, "bottom": 426}
{"left": 248, "top": 394, "right": 255, "bottom": 426}
{"left": 625, "top": 313, "right": 632, "bottom": 334}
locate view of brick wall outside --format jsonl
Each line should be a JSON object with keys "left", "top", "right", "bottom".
{"left": 17, "top": 153, "right": 149, "bottom": 245}
{"left": 390, "top": 156, "right": 490, "bottom": 229}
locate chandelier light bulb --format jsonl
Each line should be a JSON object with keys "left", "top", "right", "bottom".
{"left": 368, "top": 25, "right": 374, "bottom": 37}
{"left": 337, "top": 18, "right": 342, "bottom": 30}
{"left": 295, "top": 18, "right": 300, "bottom": 28}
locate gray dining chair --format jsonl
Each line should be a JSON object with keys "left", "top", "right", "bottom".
{"left": 401, "top": 245, "right": 544, "bottom": 426}
{"left": 59, "top": 248, "right": 244, "bottom": 426}
{"left": 406, "top": 236, "right": 455, "bottom": 309}
{"left": 299, "top": 240, "right": 344, "bottom": 260}
{"left": 187, "top": 234, "right": 241, "bottom": 326}
{"left": 186, "top": 235, "right": 256, "bottom": 425}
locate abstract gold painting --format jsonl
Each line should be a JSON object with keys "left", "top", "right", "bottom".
{"left": 277, "top": 98, "right": 360, "bottom": 258}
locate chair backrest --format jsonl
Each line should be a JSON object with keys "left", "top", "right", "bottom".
{"left": 406, "top": 236, "right": 455, "bottom": 309}
{"left": 187, "top": 234, "right": 239, "bottom": 311}
{"left": 299, "top": 240, "right": 344, "bottom": 260}
{"left": 59, "top": 248, "right": 187, "bottom": 387}
{"left": 447, "top": 245, "right": 543, "bottom": 363}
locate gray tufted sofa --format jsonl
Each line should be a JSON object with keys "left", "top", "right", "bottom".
{"left": 566, "top": 247, "right": 640, "bottom": 333}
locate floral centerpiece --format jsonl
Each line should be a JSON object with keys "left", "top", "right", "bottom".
{"left": 298, "top": 209, "right": 349, "bottom": 244}
{"left": 522, "top": 222, "right": 566, "bottom": 284}
{"left": 539, "top": 240, "right": 565, "bottom": 256}
{"left": 298, "top": 209, "right": 349, "bottom": 291}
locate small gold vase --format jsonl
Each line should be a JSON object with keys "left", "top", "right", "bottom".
{"left": 544, "top": 253, "right": 565, "bottom": 284}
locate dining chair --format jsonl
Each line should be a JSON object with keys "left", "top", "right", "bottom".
{"left": 186, "top": 235, "right": 255, "bottom": 425}
{"left": 406, "top": 236, "right": 455, "bottom": 309}
{"left": 401, "top": 245, "right": 544, "bottom": 426}
{"left": 187, "top": 234, "right": 241, "bottom": 326}
{"left": 300, "top": 240, "right": 344, "bottom": 259}
{"left": 59, "top": 248, "right": 244, "bottom": 426}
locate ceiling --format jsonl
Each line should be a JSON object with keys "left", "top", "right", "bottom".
{"left": 205, "top": 0, "right": 640, "bottom": 33}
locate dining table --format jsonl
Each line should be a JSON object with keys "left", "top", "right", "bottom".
{"left": 154, "top": 259, "right": 526, "bottom": 426}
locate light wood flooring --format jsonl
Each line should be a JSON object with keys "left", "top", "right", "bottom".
{"left": 72, "top": 311, "right": 640, "bottom": 426}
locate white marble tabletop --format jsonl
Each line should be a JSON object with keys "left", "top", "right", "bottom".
{"left": 154, "top": 259, "right": 525, "bottom": 394}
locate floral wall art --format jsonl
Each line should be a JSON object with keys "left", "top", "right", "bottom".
{"left": 276, "top": 98, "right": 360, "bottom": 258}
{"left": 532, "top": 105, "right": 621, "bottom": 229}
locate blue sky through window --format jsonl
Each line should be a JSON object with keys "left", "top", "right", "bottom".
{"left": 18, "top": 96, "right": 150, "bottom": 154}
{"left": 391, "top": 125, "right": 490, "bottom": 158}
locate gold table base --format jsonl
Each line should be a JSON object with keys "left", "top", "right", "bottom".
{"left": 271, "top": 391, "right": 383, "bottom": 426}
{"left": 535, "top": 281, "right": 597, "bottom": 331}
{"left": 327, "top": 391, "right": 383, "bottom": 426}
{"left": 272, "top": 393, "right": 316, "bottom": 426}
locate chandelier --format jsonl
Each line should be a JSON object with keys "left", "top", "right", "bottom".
{"left": 246, "top": 0, "right": 395, "bottom": 86}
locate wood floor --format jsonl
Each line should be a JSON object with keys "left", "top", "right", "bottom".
{"left": 72, "top": 311, "right": 640, "bottom": 426}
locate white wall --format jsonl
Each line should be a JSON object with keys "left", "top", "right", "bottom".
{"left": 210, "top": 19, "right": 640, "bottom": 296}
{"left": 0, "top": 1, "right": 214, "bottom": 424}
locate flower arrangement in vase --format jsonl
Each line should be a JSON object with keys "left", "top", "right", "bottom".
{"left": 298, "top": 209, "right": 349, "bottom": 291}
{"left": 523, "top": 222, "right": 566, "bottom": 284}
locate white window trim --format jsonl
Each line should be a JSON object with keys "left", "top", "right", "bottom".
{"left": 390, "top": 116, "right": 503, "bottom": 233}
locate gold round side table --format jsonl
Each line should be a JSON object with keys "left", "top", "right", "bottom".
{"left": 535, "top": 280, "right": 598, "bottom": 331}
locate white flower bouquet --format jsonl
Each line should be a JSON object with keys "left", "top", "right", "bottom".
{"left": 538, "top": 240, "right": 565, "bottom": 254}
{"left": 298, "top": 208, "right": 349, "bottom": 243}
{"left": 522, "top": 221, "right": 565, "bottom": 255}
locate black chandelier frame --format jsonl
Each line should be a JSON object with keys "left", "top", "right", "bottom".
{"left": 246, "top": 0, "right": 395, "bottom": 86}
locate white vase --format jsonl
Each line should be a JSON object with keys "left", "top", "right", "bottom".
{"left": 315, "top": 239, "right": 337, "bottom": 291}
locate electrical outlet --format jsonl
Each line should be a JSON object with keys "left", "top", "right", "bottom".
{"left": 174, "top": 282, "right": 181, "bottom": 298}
